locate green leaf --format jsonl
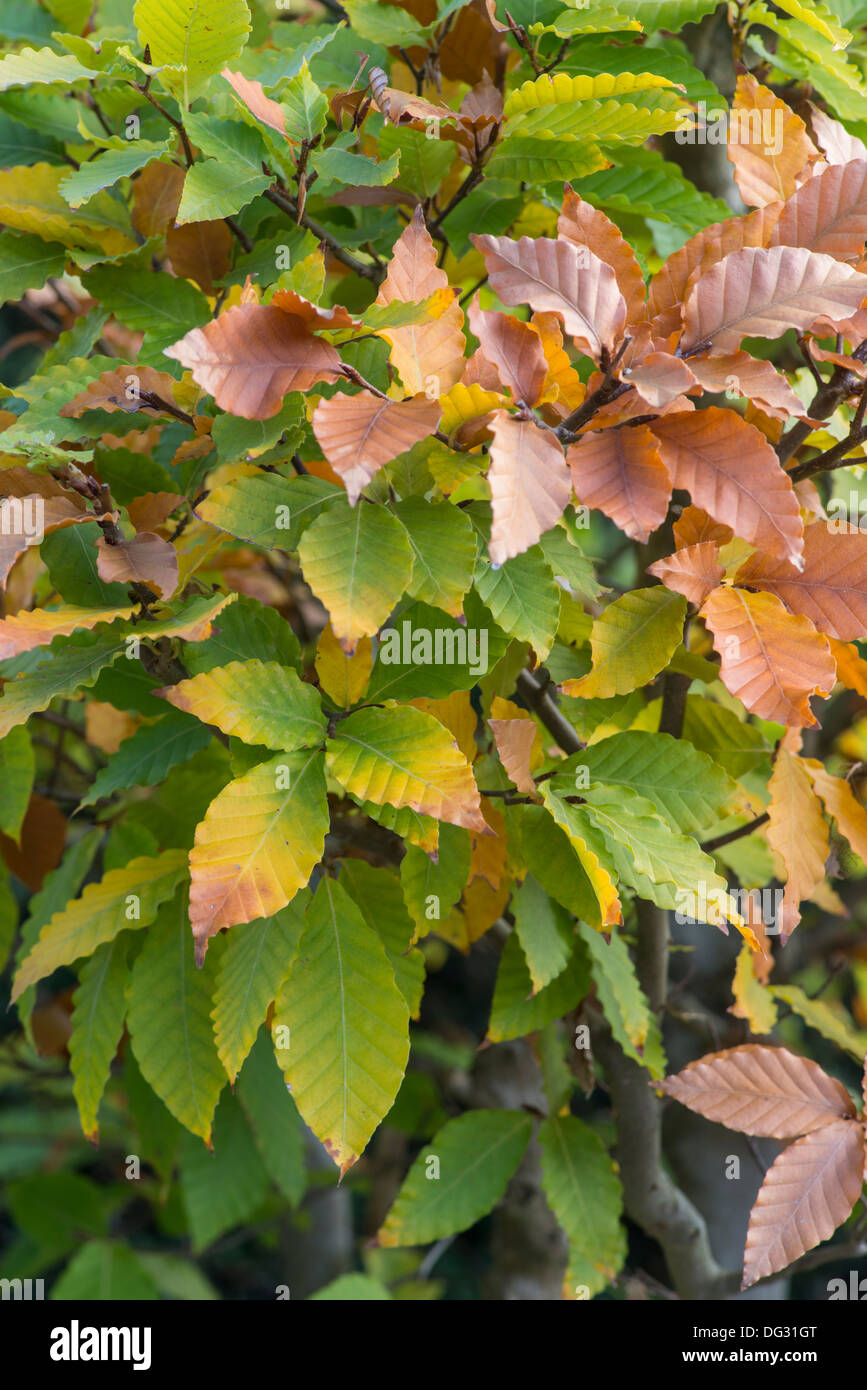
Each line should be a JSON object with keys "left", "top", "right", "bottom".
{"left": 12, "top": 848, "right": 187, "bottom": 1001}
{"left": 513, "top": 803, "right": 604, "bottom": 926}
{"left": 368, "top": 596, "right": 505, "bottom": 702}
{"left": 487, "top": 137, "right": 609, "bottom": 184}
{"left": 161, "top": 659, "right": 326, "bottom": 750}
{"left": 327, "top": 703, "right": 485, "bottom": 833}
{"left": 564, "top": 729, "right": 737, "bottom": 835}
{"left": 394, "top": 499, "right": 478, "bottom": 619}
{"left": 0, "top": 867, "right": 16, "bottom": 974}
{"left": 0, "top": 46, "right": 99, "bottom": 91}
{"left": 211, "top": 394, "right": 305, "bottom": 463}
{"left": 564, "top": 587, "right": 686, "bottom": 698}
{"left": 475, "top": 547, "right": 560, "bottom": 658}
{"left": 134, "top": 0, "right": 251, "bottom": 104}
{"left": 377, "top": 126, "right": 452, "bottom": 199}
{"left": 512, "top": 873, "right": 574, "bottom": 993}
{"left": 0, "top": 726, "right": 34, "bottom": 841}
{"left": 212, "top": 899, "right": 305, "bottom": 1082}
{"left": 341, "top": 0, "right": 427, "bottom": 44}
{"left": 311, "top": 1274, "right": 392, "bottom": 1299}
{"left": 771, "top": 985, "right": 867, "bottom": 1060}
{"left": 538, "top": 1115, "right": 625, "bottom": 1298}
{"left": 0, "top": 231, "right": 66, "bottom": 302}
{"left": 314, "top": 144, "right": 401, "bottom": 188}
{"left": 12, "top": 827, "right": 102, "bottom": 1043}
{"left": 681, "top": 695, "right": 770, "bottom": 778}
{"left": 185, "top": 593, "right": 301, "bottom": 674}
{"left": 134, "top": 1252, "right": 220, "bottom": 1300}
{"left": 340, "top": 859, "right": 426, "bottom": 1018}
{"left": 59, "top": 141, "right": 170, "bottom": 208}
{"left": 179, "top": 1090, "right": 270, "bottom": 1250}
{"left": 575, "top": 144, "right": 730, "bottom": 231}
{"left": 489, "top": 930, "right": 591, "bottom": 1042}
{"left": 127, "top": 885, "right": 227, "bottom": 1144}
{"left": 196, "top": 472, "right": 341, "bottom": 551}
{"left": 280, "top": 63, "right": 328, "bottom": 143}
{"left": 69, "top": 937, "right": 130, "bottom": 1143}
{"left": 298, "top": 500, "right": 414, "bottom": 652}
{"left": 378, "top": 1109, "right": 533, "bottom": 1246}
{"left": 400, "top": 825, "right": 472, "bottom": 939}
{"left": 539, "top": 520, "right": 602, "bottom": 603}
{"left": 81, "top": 264, "right": 210, "bottom": 359}
{"left": 274, "top": 876, "right": 410, "bottom": 1174}
{"left": 78, "top": 712, "right": 213, "bottom": 810}
{"left": 577, "top": 921, "right": 666, "bottom": 1077}
{"left": 50, "top": 1241, "right": 160, "bottom": 1300}
{"left": 177, "top": 151, "right": 270, "bottom": 222}
{"left": 236, "top": 1028, "right": 306, "bottom": 1206}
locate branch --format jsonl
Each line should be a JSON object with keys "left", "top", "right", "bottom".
{"left": 263, "top": 186, "right": 383, "bottom": 284}
{"left": 515, "top": 667, "right": 583, "bottom": 753}
{"left": 789, "top": 423, "right": 867, "bottom": 484}
{"left": 701, "top": 812, "right": 770, "bottom": 853}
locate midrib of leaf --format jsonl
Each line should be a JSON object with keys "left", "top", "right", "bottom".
{"left": 420, "top": 1115, "right": 530, "bottom": 1216}
{"left": 345, "top": 504, "right": 364, "bottom": 637}
{"left": 321, "top": 878, "right": 349, "bottom": 1162}
{"left": 77, "top": 939, "right": 121, "bottom": 1084}
{"left": 224, "top": 919, "right": 270, "bottom": 1070}
{"left": 339, "top": 732, "right": 452, "bottom": 807}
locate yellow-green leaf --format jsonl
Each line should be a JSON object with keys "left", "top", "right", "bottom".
{"left": 562, "top": 588, "right": 686, "bottom": 699}
{"left": 159, "top": 660, "right": 326, "bottom": 751}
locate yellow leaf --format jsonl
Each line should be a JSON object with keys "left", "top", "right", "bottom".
{"left": 315, "top": 622, "right": 372, "bottom": 707}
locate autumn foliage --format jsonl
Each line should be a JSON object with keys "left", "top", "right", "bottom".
{"left": 2, "top": 0, "right": 867, "bottom": 1304}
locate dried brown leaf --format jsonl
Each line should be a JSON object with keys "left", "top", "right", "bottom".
{"left": 467, "top": 296, "right": 548, "bottom": 406}
{"left": 766, "top": 747, "right": 830, "bottom": 939}
{"left": 311, "top": 389, "right": 441, "bottom": 504}
{"left": 559, "top": 185, "right": 646, "bottom": 324}
{"left": 487, "top": 411, "right": 571, "bottom": 566}
{"left": 96, "top": 532, "right": 179, "bottom": 598}
{"left": 727, "top": 74, "right": 816, "bottom": 208}
{"left": 376, "top": 207, "right": 465, "bottom": 396}
{"left": 647, "top": 541, "right": 723, "bottom": 605}
{"left": 736, "top": 520, "right": 867, "bottom": 640}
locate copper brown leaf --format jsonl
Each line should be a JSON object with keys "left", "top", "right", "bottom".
{"left": 311, "top": 390, "right": 441, "bottom": 504}
{"left": 489, "top": 718, "right": 537, "bottom": 794}
{"left": 487, "top": 411, "right": 571, "bottom": 566}
{"left": 467, "top": 296, "right": 548, "bottom": 406}
{"left": 470, "top": 234, "right": 627, "bottom": 361}
{"left": 651, "top": 408, "right": 803, "bottom": 564}
{"left": 60, "top": 366, "right": 183, "bottom": 419}
{"left": 376, "top": 207, "right": 465, "bottom": 397}
{"left": 700, "top": 586, "right": 835, "bottom": 727}
{"left": 685, "top": 350, "right": 811, "bottom": 422}
{"left": 567, "top": 424, "right": 671, "bottom": 543}
{"left": 222, "top": 68, "right": 290, "bottom": 138}
{"left": 164, "top": 305, "right": 342, "bottom": 419}
{"left": 659, "top": 1043, "right": 856, "bottom": 1137}
{"left": 736, "top": 521, "right": 867, "bottom": 641}
{"left": 742, "top": 1120, "right": 865, "bottom": 1287}
{"left": 682, "top": 246, "right": 867, "bottom": 354}
{"left": 673, "top": 505, "right": 733, "bottom": 550}
{"left": 96, "top": 533, "right": 179, "bottom": 599}
{"left": 558, "top": 185, "right": 646, "bottom": 325}
{"left": 647, "top": 542, "right": 723, "bottom": 606}
{"left": 766, "top": 747, "right": 830, "bottom": 939}
{"left": 770, "top": 160, "right": 867, "bottom": 262}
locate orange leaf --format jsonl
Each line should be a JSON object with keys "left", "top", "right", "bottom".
{"left": 471, "top": 233, "right": 626, "bottom": 360}
{"left": 766, "top": 748, "right": 829, "bottom": 939}
{"left": 829, "top": 636, "right": 867, "bottom": 696}
{"left": 567, "top": 423, "right": 671, "bottom": 543}
{"left": 375, "top": 207, "right": 465, "bottom": 397}
{"left": 651, "top": 408, "right": 803, "bottom": 564}
{"left": 647, "top": 541, "right": 723, "bottom": 605}
{"left": 685, "top": 350, "right": 810, "bottom": 422}
{"left": 660, "top": 1043, "right": 856, "bottom": 1137}
{"left": 727, "top": 74, "right": 816, "bottom": 209}
{"left": 486, "top": 411, "right": 571, "bottom": 565}
{"left": 311, "top": 390, "right": 440, "bottom": 505}
{"left": 682, "top": 246, "right": 867, "bottom": 354}
{"left": 467, "top": 296, "right": 548, "bottom": 406}
{"left": 165, "top": 304, "right": 342, "bottom": 419}
{"left": 126, "top": 491, "right": 184, "bottom": 533}
{"left": 270, "top": 290, "right": 358, "bottom": 331}
{"left": 804, "top": 759, "right": 867, "bottom": 863}
{"left": 489, "top": 718, "right": 537, "bottom": 794}
{"left": 96, "top": 533, "right": 179, "bottom": 598}
{"left": 222, "top": 68, "right": 290, "bottom": 138}
{"left": 531, "top": 312, "right": 585, "bottom": 413}
{"left": 558, "top": 185, "right": 646, "bottom": 324}
{"left": 673, "top": 505, "right": 733, "bottom": 550}
{"left": 700, "top": 586, "right": 835, "bottom": 727}
{"left": 736, "top": 520, "right": 867, "bottom": 640}
{"left": 742, "top": 1120, "right": 865, "bottom": 1288}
